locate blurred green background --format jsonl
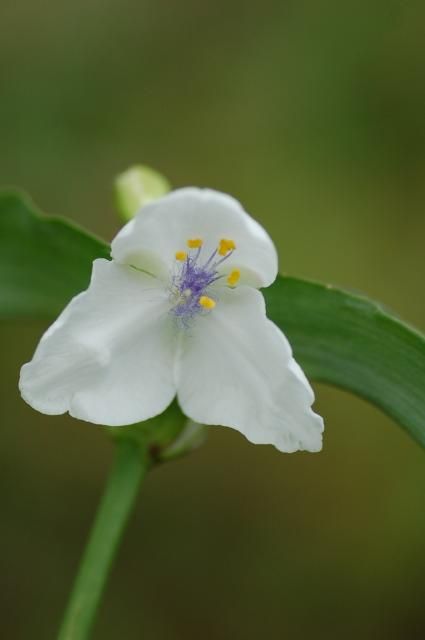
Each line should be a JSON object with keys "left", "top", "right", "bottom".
{"left": 1, "top": 0, "right": 425, "bottom": 638}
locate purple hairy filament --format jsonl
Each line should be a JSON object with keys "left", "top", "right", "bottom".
{"left": 170, "top": 245, "right": 233, "bottom": 322}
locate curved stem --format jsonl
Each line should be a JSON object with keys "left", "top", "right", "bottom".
{"left": 58, "top": 439, "right": 148, "bottom": 640}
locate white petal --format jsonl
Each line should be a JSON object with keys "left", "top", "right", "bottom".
{"left": 111, "top": 188, "right": 278, "bottom": 288}
{"left": 175, "top": 286, "right": 323, "bottom": 453}
{"left": 19, "top": 259, "right": 177, "bottom": 426}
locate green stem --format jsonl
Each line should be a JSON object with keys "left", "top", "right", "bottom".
{"left": 58, "top": 439, "right": 148, "bottom": 640}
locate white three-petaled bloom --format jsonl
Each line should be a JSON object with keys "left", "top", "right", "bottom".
{"left": 19, "top": 189, "right": 324, "bottom": 452}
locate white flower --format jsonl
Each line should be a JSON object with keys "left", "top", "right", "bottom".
{"left": 19, "top": 188, "right": 323, "bottom": 452}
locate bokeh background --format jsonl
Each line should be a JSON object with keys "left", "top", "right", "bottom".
{"left": 1, "top": 0, "right": 425, "bottom": 638}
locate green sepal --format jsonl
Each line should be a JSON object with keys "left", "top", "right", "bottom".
{"left": 160, "top": 420, "right": 208, "bottom": 462}
{"left": 107, "top": 401, "right": 206, "bottom": 465}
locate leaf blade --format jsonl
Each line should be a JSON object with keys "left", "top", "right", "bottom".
{"left": 0, "top": 190, "right": 109, "bottom": 319}
{"left": 264, "top": 277, "right": 425, "bottom": 447}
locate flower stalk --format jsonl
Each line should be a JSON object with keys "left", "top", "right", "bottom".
{"left": 57, "top": 438, "right": 149, "bottom": 640}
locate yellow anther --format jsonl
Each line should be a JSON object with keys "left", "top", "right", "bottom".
{"left": 199, "top": 295, "right": 216, "bottom": 309}
{"left": 227, "top": 269, "right": 241, "bottom": 287}
{"left": 175, "top": 250, "right": 187, "bottom": 261}
{"left": 187, "top": 238, "right": 203, "bottom": 249}
{"left": 218, "top": 238, "right": 236, "bottom": 256}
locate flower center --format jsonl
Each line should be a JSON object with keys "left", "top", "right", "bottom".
{"left": 170, "top": 237, "right": 240, "bottom": 324}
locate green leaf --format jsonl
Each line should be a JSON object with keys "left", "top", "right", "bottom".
{"left": 0, "top": 190, "right": 109, "bottom": 319}
{"left": 114, "top": 165, "right": 171, "bottom": 221}
{"left": 264, "top": 278, "right": 425, "bottom": 448}
{"left": 1, "top": 190, "right": 424, "bottom": 447}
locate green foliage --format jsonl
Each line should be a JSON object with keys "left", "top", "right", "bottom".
{"left": 264, "top": 279, "right": 425, "bottom": 448}
{"left": 0, "top": 191, "right": 109, "bottom": 318}
{"left": 1, "top": 191, "right": 424, "bottom": 447}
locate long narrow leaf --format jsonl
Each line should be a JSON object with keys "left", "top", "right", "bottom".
{"left": 264, "top": 278, "right": 425, "bottom": 447}
{"left": 0, "top": 191, "right": 109, "bottom": 318}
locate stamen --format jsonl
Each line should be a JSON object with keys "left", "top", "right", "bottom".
{"left": 199, "top": 296, "right": 216, "bottom": 309}
{"left": 218, "top": 238, "right": 236, "bottom": 256}
{"left": 171, "top": 235, "right": 236, "bottom": 324}
{"left": 227, "top": 269, "right": 240, "bottom": 287}
{"left": 187, "top": 238, "right": 203, "bottom": 249}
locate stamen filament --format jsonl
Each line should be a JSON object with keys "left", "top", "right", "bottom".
{"left": 203, "top": 249, "right": 217, "bottom": 268}
{"left": 213, "top": 249, "right": 235, "bottom": 268}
